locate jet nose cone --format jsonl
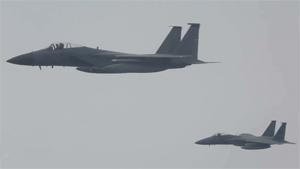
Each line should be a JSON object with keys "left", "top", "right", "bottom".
{"left": 195, "top": 140, "right": 205, "bottom": 145}
{"left": 195, "top": 138, "right": 210, "bottom": 145}
{"left": 7, "top": 53, "right": 35, "bottom": 65}
{"left": 6, "top": 58, "right": 15, "bottom": 64}
{"left": 7, "top": 57, "right": 21, "bottom": 64}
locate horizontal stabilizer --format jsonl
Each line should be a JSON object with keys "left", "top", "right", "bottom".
{"left": 284, "top": 141, "right": 296, "bottom": 144}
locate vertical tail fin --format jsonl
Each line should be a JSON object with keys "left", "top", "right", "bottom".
{"left": 174, "top": 23, "right": 200, "bottom": 60}
{"left": 262, "top": 120, "right": 276, "bottom": 137}
{"left": 156, "top": 26, "right": 181, "bottom": 54}
{"left": 274, "top": 122, "right": 286, "bottom": 141}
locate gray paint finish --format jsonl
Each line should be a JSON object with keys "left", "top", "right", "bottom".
{"left": 195, "top": 121, "right": 295, "bottom": 150}
{"left": 7, "top": 24, "right": 208, "bottom": 73}
{"left": 1, "top": 1, "right": 299, "bottom": 168}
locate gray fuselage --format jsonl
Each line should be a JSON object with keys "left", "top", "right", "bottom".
{"left": 7, "top": 46, "right": 198, "bottom": 73}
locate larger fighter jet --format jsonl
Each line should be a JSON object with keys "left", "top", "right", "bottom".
{"left": 195, "top": 121, "right": 295, "bottom": 150}
{"left": 7, "top": 23, "right": 215, "bottom": 73}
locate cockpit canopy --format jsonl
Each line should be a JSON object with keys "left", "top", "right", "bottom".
{"left": 48, "top": 42, "right": 82, "bottom": 50}
{"left": 213, "top": 133, "right": 225, "bottom": 137}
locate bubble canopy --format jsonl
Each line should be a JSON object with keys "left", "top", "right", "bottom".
{"left": 213, "top": 133, "right": 226, "bottom": 137}
{"left": 48, "top": 42, "right": 83, "bottom": 50}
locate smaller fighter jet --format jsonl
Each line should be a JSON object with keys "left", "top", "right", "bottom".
{"left": 195, "top": 121, "right": 295, "bottom": 150}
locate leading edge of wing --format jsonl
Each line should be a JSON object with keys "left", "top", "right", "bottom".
{"left": 114, "top": 54, "right": 189, "bottom": 59}
{"left": 241, "top": 136, "right": 277, "bottom": 145}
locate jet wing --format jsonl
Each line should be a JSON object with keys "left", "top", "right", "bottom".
{"left": 91, "top": 51, "right": 189, "bottom": 59}
{"left": 237, "top": 134, "right": 277, "bottom": 145}
{"left": 114, "top": 54, "right": 188, "bottom": 58}
{"left": 110, "top": 54, "right": 189, "bottom": 63}
{"left": 77, "top": 51, "right": 190, "bottom": 67}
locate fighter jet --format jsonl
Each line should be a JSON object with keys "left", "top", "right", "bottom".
{"left": 7, "top": 23, "right": 215, "bottom": 73}
{"left": 195, "top": 121, "right": 295, "bottom": 150}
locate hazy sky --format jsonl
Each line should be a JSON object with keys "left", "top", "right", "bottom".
{"left": 1, "top": 1, "right": 299, "bottom": 168}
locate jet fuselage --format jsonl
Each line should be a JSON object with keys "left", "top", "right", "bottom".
{"left": 7, "top": 23, "right": 212, "bottom": 73}
{"left": 7, "top": 46, "right": 195, "bottom": 73}
{"left": 195, "top": 121, "right": 295, "bottom": 150}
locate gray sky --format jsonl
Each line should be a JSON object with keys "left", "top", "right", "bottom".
{"left": 0, "top": 1, "right": 299, "bottom": 168}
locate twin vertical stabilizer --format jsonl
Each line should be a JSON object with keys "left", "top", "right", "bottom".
{"left": 156, "top": 26, "right": 181, "bottom": 54}
{"left": 174, "top": 23, "right": 199, "bottom": 60}
{"left": 262, "top": 120, "right": 276, "bottom": 137}
{"left": 156, "top": 23, "right": 200, "bottom": 60}
{"left": 262, "top": 121, "right": 288, "bottom": 142}
{"left": 274, "top": 122, "right": 286, "bottom": 141}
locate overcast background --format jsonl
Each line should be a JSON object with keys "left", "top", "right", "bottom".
{"left": 1, "top": 1, "right": 299, "bottom": 168}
